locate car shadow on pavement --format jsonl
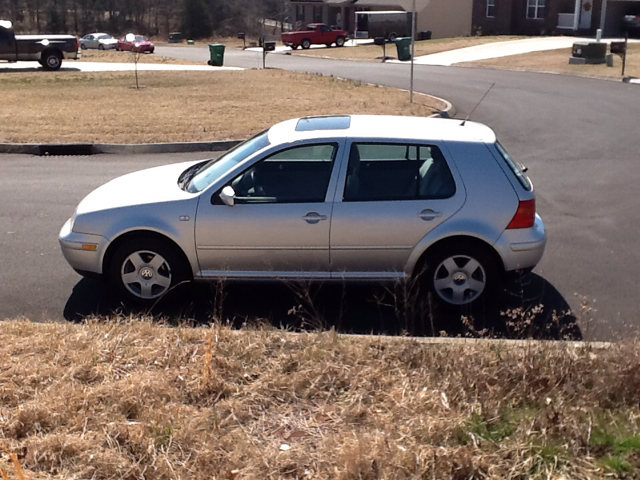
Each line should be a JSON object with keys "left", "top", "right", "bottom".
{"left": 63, "top": 272, "right": 581, "bottom": 340}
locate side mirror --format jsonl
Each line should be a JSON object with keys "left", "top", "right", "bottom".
{"left": 219, "top": 186, "right": 236, "bottom": 206}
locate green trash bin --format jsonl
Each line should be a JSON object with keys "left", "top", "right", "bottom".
{"left": 394, "top": 37, "right": 412, "bottom": 61}
{"left": 208, "top": 44, "right": 225, "bottom": 66}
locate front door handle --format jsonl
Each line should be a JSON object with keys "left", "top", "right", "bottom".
{"left": 418, "top": 209, "right": 442, "bottom": 221}
{"left": 302, "top": 212, "right": 328, "bottom": 224}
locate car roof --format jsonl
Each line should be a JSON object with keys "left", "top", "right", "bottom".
{"left": 267, "top": 115, "right": 497, "bottom": 145}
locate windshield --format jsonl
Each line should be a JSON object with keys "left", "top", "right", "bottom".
{"left": 135, "top": 35, "right": 147, "bottom": 41}
{"left": 98, "top": 35, "right": 113, "bottom": 40}
{"left": 187, "top": 130, "right": 270, "bottom": 193}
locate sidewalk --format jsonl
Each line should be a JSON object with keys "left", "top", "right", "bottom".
{"left": 0, "top": 61, "right": 243, "bottom": 72}
{"left": 407, "top": 36, "right": 639, "bottom": 66}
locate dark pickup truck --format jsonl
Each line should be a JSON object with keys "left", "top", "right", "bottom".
{"left": 0, "top": 20, "right": 79, "bottom": 70}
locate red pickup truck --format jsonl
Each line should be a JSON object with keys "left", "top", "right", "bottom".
{"left": 281, "top": 23, "right": 348, "bottom": 50}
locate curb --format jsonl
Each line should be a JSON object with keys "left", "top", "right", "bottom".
{"left": 0, "top": 140, "right": 242, "bottom": 156}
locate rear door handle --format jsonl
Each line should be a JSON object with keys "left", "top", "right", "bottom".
{"left": 302, "top": 212, "right": 328, "bottom": 224}
{"left": 418, "top": 209, "right": 442, "bottom": 221}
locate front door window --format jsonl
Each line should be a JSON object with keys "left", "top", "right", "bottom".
{"left": 229, "top": 144, "right": 337, "bottom": 204}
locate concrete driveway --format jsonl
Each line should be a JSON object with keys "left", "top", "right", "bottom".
{"left": 408, "top": 36, "right": 640, "bottom": 66}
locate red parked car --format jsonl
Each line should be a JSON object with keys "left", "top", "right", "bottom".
{"left": 282, "top": 23, "right": 348, "bottom": 50}
{"left": 116, "top": 35, "right": 155, "bottom": 53}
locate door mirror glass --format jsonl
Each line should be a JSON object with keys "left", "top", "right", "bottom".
{"left": 219, "top": 185, "right": 236, "bottom": 206}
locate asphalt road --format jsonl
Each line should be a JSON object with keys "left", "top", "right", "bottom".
{"left": 2, "top": 47, "right": 639, "bottom": 340}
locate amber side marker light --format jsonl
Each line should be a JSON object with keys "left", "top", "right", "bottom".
{"left": 82, "top": 244, "right": 98, "bottom": 251}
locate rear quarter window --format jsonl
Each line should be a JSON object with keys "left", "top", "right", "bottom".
{"left": 494, "top": 142, "right": 532, "bottom": 191}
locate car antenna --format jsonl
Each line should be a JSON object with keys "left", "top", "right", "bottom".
{"left": 461, "top": 82, "right": 495, "bottom": 126}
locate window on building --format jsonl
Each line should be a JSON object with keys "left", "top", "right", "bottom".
{"left": 313, "top": 6, "right": 323, "bottom": 23}
{"left": 486, "top": 0, "right": 496, "bottom": 17}
{"left": 296, "top": 5, "right": 305, "bottom": 22}
{"left": 526, "top": 0, "right": 545, "bottom": 19}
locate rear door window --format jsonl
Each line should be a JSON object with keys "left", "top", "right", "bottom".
{"left": 344, "top": 143, "right": 456, "bottom": 202}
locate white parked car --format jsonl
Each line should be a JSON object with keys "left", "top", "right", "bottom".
{"left": 79, "top": 33, "right": 118, "bottom": 50}
{"left": 59, "top": 115, "right": 546, "bottom": 308}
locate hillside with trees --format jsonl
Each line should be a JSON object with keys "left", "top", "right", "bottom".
{"left": 0, "top": 0, "right": 290, "bottom": 38}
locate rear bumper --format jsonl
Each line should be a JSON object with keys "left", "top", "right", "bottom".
{"left": 59, "top": 218, "right": 108, "bottom": 275}
{"left": 494, "top": 214, "right": 546, "bottom": 272}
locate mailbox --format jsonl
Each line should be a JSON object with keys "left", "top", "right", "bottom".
{"left": 237, "top": 32, "right": 246, "bottom": 40}
{"left": 611, "top": 41, "right": 626, "bottom": 56}
{"left": 264, "top": 41, "right": 276, "bottom": 52}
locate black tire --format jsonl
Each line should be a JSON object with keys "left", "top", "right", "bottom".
{"left": 80, "top": 43, "right": 87, "bottom": 50}
{"left": 418, "top": 241, "right": 500, "bottom": 310}
{"left": 41, "top": 51, "right": 62, "bottom": 71}
{"left": 98, "top": 44, "right": 105, "bottom": 50}
{"left": 336, "top": 36, "right": 345, "bottom": 47}
{"left": 301, "top": 39, "right": 311, "bottom": 49}
{"left": 108, "top": 237, "right": 190, "bottom": 305}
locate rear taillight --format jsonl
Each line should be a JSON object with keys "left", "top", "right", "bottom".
{"left": 507, "top": 199, "right": 536, "bottom": 229}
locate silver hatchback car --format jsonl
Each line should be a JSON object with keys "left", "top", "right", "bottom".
{"left": 59, "top": 115, "right": 546, "bottom": 307}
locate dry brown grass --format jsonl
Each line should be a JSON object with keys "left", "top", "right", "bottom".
{"left": 0, "top": 70, "right": 444, "bottom": 144}
{"left": 461, "top": 43, "right": 640, "bottom": 79}
{"left": 0, "top": 319, "right": 638, "bottom": 479}
{"left": 78, "top": 49, "right": 202, "bottom": 65}
{"left": 0, "top": 70, "right": 443, "bottom": 144}
{"left": 295, "top": 36, "right": 527, "bottom": 61}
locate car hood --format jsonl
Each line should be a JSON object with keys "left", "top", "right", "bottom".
{"left": 76, "top": 160, "right": 202, "bottom": 215}
{"left": 99, "top": 38, "right": 118, "bottom": 44}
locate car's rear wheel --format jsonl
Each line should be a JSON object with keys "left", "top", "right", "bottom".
{"left": 109, "top": 238, "right": 189, "bottom": 305}
{"left": 301, "top": 39, "right": 311, "bottom": 49}
{"left": 420, "top": 242, "right": 499, "bottom": 309}
{"left": 336, "top": 36, "right": 346, "bottom": 47}
{"left": 42, "top": 51, "right": 62, "bottom": 71}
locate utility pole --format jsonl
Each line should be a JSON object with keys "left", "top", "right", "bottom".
{"left": 410, "top": 0, "right": 416, "bottom": 103}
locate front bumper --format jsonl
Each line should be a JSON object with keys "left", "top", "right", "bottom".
{"left": 59, "top": 218, "right": 108, "bottom": 275}
{"left": 494, "top": 214, "right": 547, "bottom": 272}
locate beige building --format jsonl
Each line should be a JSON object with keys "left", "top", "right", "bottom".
{"left": 289, "top": 0, "right": 473, "bottom": 39}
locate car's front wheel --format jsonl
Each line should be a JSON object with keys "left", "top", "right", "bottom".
{"left": 98, "top": 44, "right": 105, "bottom": 50}
{"left": 336, "top": 36, "right": 345, "bottom": 47}
{"left": 301, "top": 39, "right": 311, "bottom": 49}
{"left": 109, "top": 238, "right": 190, "bottom": 304}
{"left": 420, "top": 242, "right": 499, "bottom": 309}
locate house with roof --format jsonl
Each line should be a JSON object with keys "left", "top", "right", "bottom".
{"left": 289, "top": 0, "right": 473, "bottom": 39}
{"left": 471, "top": 0, "right": 639, "bottom": 37}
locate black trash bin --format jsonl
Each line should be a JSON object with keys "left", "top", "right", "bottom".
{"left": 208, "top": 44, "right": 225, "bottom": 66}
